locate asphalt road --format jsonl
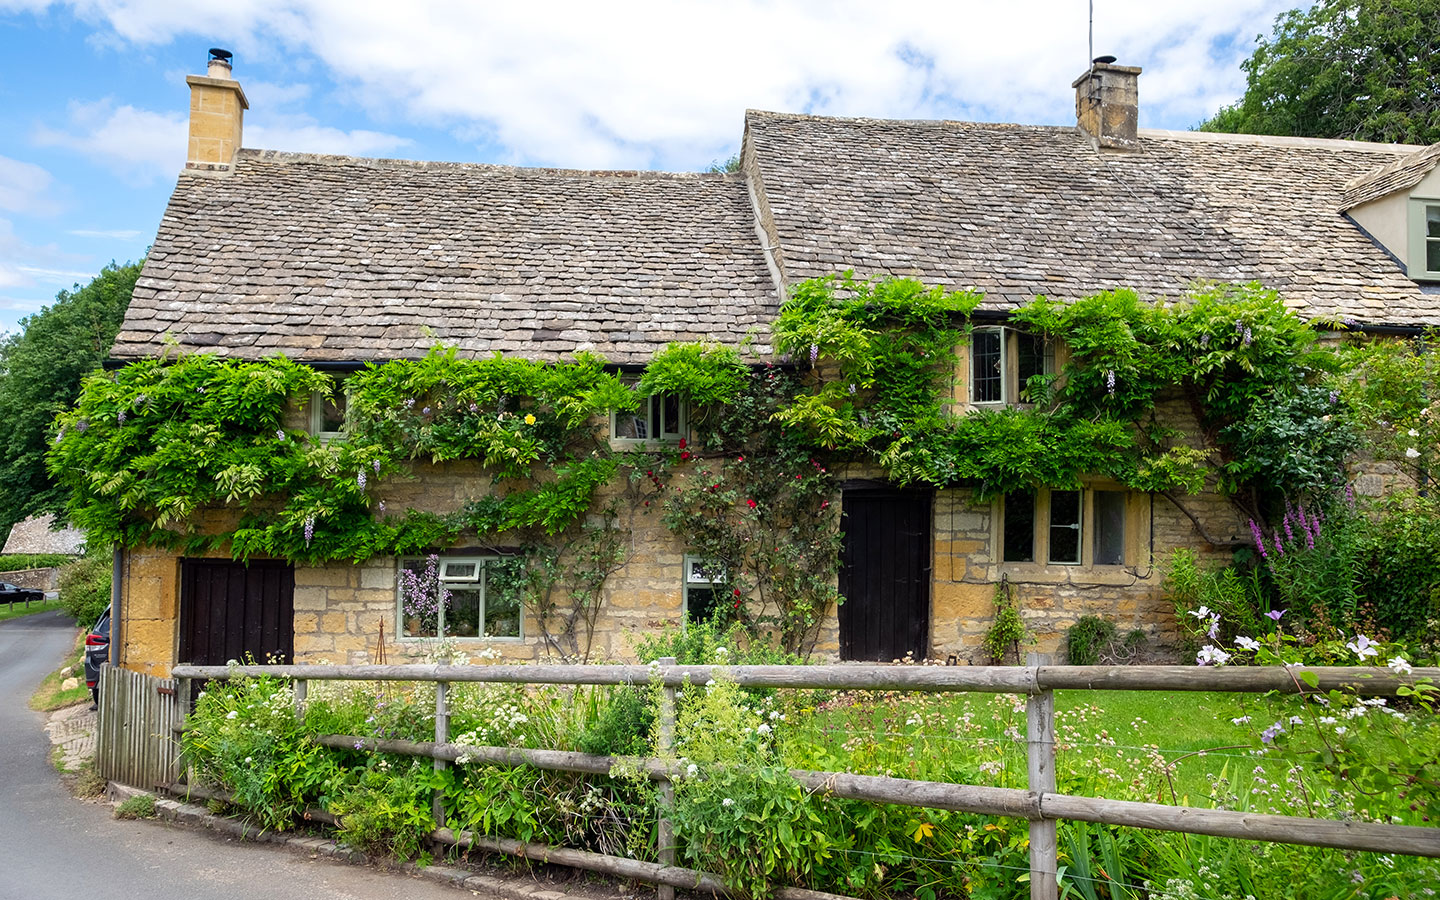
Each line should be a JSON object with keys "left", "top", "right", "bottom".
{"left": 0, "top": 609, "right": 476, "bottom": 900}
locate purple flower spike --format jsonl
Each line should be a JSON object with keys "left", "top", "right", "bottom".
{"left": 1266, "top": 609, "right": 1286, "bottom": 622}
{"left": 357, "top": 471, "right": 367, "bottom": 490}
{"left": 303, "top": 514, "right": 316, "bottom": 548}
{"left": 809, "top": 343, "right": 819, "bottom": 365}
{"left": 1261, "top": 721, "right": 1285, "bottom": 744}
{"left": 1248, "top": 519, "right": 1267, "bottom": 559}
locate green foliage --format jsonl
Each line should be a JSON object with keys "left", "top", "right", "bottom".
{"left": 114, "top": 794, "right": 157, "bottom": 820}
{"left": 0, "top": 553, "right": 74, "bottom": 571}
{"left": 1197, "top": 0, "right": 1440, "bottom": 144}
{"left": 1066, "top": 616, "right": 1119, "bottom": 666}
{"left": 330, "top": 760, "right": 437, "bottom": 859}
{"left": 982, "top": 579, "right": 1029, "bottom": 664}
{"left": 0, "top": 261, "right": 142, "bottom": 531}
{"left": 1164, "top": 549, "right": 1268, "bottom": 652}
{"left": 57, "top": 549, "right": 112, "bottom": 625}
{"left": 659, "top": 365, "right": 843, "bottom": 655}
{"left": 633, "top": 619, "right": 805, "bottom": 666}
{"left": 639, "top": 342, "right": 748, "bottom": 409}
{"left": 576, "top": 687, "right": 655, "bottom": 757}
{"left": 1355, "top": 493, "right": 1440, "bottom": 639}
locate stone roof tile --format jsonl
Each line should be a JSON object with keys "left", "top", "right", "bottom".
{"left": 745, "top": 111, "right": 1440, "bottom": 327}
{"left": 114, "top": 151, "right": 779, "bottom": 363}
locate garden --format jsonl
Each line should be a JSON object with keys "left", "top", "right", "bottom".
{"left": 181, "top": 615, "right": 1439, "bottom": 900}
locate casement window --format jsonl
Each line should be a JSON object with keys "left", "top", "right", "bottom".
{"left": 970, "top": 328, "right": 1055, "bottom": 405}
{"left": 1411, "top": 200, "right": 1440, "bottom": 282}
{"left": 682, "top": 555, "right": 728, "bottom": 624}
{"left": 397, "top": 556, "right": 523, "bottom": 640}
{"left": 308, "top": 373, "right": 349, "bottom": 439}
{"left": 1000, "top": 487, "right": 1130, "bottom": 567}
{"left": 611, "top": 392, "right": 687, "bottom": 444}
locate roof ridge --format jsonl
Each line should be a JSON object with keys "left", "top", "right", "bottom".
{"left": 232, "top": 148, "right": 735, "bottom": 181}
{"left": 1138, "top": 127, "right": 1425, "bottom": 154}
{"left": 1340, "top": 142, "right": 1440, "bottom": 209}
{"left": 744, "top": 108, "right": 1076, "bottom": 133}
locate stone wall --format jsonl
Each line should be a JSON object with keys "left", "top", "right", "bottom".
{"left": 0, "top": 567, "right": 59, "bottom": 592}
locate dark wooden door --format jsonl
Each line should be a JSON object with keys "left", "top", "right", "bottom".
{"left": 839, "top": 488, "right": 932, "bottom": 661}
{"left": 178, "top": 560, "right": 295, "bottom": 665}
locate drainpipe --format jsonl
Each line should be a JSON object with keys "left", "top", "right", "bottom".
{"left": 110, "top": 545, "right": 122, "bottom": 666}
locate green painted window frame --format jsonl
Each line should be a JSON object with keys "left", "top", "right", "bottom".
{"left": 610, "top": 391, "right": 687, "bottom": 445}
{"left": 682, "top": 555, "right": 728, "bottom": 625}
{"left": 1407, "top": 198, "right": 1440, "bottom": 282}
{"left": 396, "top": 555, "right": 524, "bottom": 642}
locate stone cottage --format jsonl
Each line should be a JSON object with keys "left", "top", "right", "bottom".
{"left": 105, "top": 53, "right": 1440, "bottom": 675}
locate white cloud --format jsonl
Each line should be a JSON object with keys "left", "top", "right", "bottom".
{"left": 67, "top": 228, "right": 143, "bottom": 239}
{"left": 0, "top": 155, "right": 57, "bottom": 215}
{"left": 17, "top": 0, "right": 1291, "bottom": 169}
{"left": 30, "top": 95, "right": 411, "bottom": 183}
{"left": 33, "top": 99, "right": 187, "bottom": 184}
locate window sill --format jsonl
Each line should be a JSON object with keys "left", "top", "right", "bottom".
{"left": 396, "top": 635, "right": 525, "bottom": 643}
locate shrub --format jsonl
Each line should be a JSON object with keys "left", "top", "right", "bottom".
{"left": 0, "top": 553, "right": 73, "bottom": 572}
{"left": 982, "top": 578, "right": 1029, "bottom": 664}
{"left": 1067, "top": 616, "right": 1118, "bottom": 666}
{"left": 330, "top": 761, "right": 436, "bottom": 859}
{"left": 632, "top": 619, "right": 803, "bottom": 666}
{"left": 576, "top": 687, "right": 654, "bottom": 758}
{"left": 57, "top": 550, "right": 111, "bottom": 625}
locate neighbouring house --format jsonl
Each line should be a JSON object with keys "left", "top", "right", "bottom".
{"left": 94, "top": 53, "right": 1439, "bottom": 676}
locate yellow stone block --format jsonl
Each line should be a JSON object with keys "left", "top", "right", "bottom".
{"left": 293, "top": 613, "right": 319, "bottom": 634}
{"left": 122, "top": 617, "right": 175, "bottom": 671}
{"left": 320, "top": 612, "right": 347, "bottom": 632}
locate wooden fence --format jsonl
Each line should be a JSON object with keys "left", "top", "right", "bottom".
{"left": 95, "top": 664, "right": 182, "bottom": 790}
{"left": 166, "top": 659, "right": 1440, "bottom": 900}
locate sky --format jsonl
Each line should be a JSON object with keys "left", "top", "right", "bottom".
{"left": 0, "top": 0, "right": 1296, "bottom": 336}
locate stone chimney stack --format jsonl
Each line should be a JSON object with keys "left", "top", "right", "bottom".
{"left": 1072, "top": 58, "right": 1141, "bottom": 151}
{"left": 185, "top": 48, "right": 248, "bottom": 171}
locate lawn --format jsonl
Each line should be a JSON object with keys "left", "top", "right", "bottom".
{"left": 0, "top": 595, "right": 62, "bottom": 623}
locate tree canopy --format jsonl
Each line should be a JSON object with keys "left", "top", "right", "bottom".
{"left": 1199, "top": 0, "right": 1440, "bottom": 145}
{"left": 0, "top": 261, "right": 142, "bottom": 531}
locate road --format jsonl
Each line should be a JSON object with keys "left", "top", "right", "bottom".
{"left": 0, "top": 610, "right": 476, "bottom": 900}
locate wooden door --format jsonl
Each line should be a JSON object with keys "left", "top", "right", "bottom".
{"left": 178, "top": 559, "right": 295, "bottom": 666}
{"left": 838, "top": 488, "right": 932, "bottom": 661}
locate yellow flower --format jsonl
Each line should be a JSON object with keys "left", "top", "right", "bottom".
{"left": 524, "top": 414, "right": 536, "bottom": 425}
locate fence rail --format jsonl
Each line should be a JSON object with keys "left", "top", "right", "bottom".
{"left": 96, "top": 664, "right": 181, "bottom": 790}
{"left": 161, "top": 659, "right": 1440, "bottom": 900}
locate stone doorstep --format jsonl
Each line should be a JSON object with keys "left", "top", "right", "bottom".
{"left": 106, "top": 784, "right": 627, "bottom": 900}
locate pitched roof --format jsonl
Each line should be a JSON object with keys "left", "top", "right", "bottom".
{"left": 745, "top": 111, "right": 1440, "bottom": 327}
{"left": 1342, "top": 142, "right": 1440, "bottom": 210}
{"left": 113, "top": 151, "right": 780, "bottom": 364}
{"left": 1, "top": 514, "right": 86, "bottom": 556}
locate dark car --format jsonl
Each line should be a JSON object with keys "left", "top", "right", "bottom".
{"left": 0, "top": 581, "right": 43, "bottom": 605}
{"left": 84, "top": 609, "right": 111, "bottom": 709}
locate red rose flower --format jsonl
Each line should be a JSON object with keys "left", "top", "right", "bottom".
{"left": 680, "top": 451, "right": 691, "bottom": 460}
{"left": 678, "top": 438, "right": 687, "bottom": 449}
{"left": 746, "top": 499, "right": 757, "bottom": 509}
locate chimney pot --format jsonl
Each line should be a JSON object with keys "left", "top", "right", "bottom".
{"left": 186, "top": 48, "right": 248, "bottom": 172}
{"left": 1072, "top": 60, "right": 1142, "bottom": 151}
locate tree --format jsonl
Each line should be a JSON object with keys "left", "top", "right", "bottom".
{"left": 0, "top": 261, "right": 142, "bottom": 530}
{"left": 1199, "top": 0, "right": 1440, "bottom": 145}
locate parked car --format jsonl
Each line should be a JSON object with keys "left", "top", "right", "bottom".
{"left": 84, "top": 609, "right": 111, "bottom": 709}
{"left": 0, "top": 581, "right": 43, "bottom": 605}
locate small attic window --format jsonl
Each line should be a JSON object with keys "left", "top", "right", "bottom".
{"left": 308, "top": 373, "right": 349, "bottom": 439}
{"left": 1408, "top": 199, "right": 1440, "bottom": 282}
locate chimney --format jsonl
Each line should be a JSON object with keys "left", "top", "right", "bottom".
{"left": 185, "top": 48, "right": 248, "bottom": 171}
{"left": 1072, "top": 57, "right": 1141, "bottom": 150}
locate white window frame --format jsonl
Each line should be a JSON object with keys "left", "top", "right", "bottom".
{"left": 1410, "top": 198, "right": 1440, "bottom": 282}
{"left": 396, "top": 555, "right": 524, "bottom": 642}
{"left": 610, "top": 391, "right": 688, "bottom": 446}
{"left": 682, "top": 555, "right": 728, "bottom": 624}
{"left": 970, "top": 327, "right": 1055, "bottom": 406}
{"left": 308, "top": 373, "right": 349, "bottom": 440}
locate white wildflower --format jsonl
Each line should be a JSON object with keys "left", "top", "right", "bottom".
{"left": 1235, "top": 636, "right": 1260, "bottom": 651}
{"left": 722, "top": 798, "right": 734, "bottom": 807}
{"left": 1388, "top": 656, "right": 1412, "bottom": 675}
{"left": 1406, "top": 447, "right": 1421, "bottom": 459}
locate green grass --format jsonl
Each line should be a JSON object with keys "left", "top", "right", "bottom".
{"left": 0, "top": 595, "right": 62, "bottom": 623}
{"left": 29, "top": 641, "right": 90, "bottom": 711}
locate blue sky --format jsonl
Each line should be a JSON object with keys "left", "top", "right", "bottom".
{"left": 0, "top": 0, "right": 1295, "bottom": 336}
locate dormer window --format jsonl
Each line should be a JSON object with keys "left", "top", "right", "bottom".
{"left": 970, "top": 328, "right": 1054, "bottom": 406}
{"left": 1417, "top": 201, "right": 1440, "bottom": 280}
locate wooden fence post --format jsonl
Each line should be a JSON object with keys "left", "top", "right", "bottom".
{"left": 434, "top": 680, "right": 449, "bottom": 827}
{"left": 1026, "top": 652, "right": 1057, "bottom": 900}
{"left": 175, "top": 676, "right": 192, "bottom": 785}
{"left": 656, "top": 657, "right": 677, "bottom": 900}
{"left": 294, "top": 678, "right": 308, "bottom": 722}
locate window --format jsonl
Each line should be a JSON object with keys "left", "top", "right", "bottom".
{"left": 682, "top": 555, "right": 728, "bottom": 624}
{"left": 970, "top": 328, "right": 1054, "bottom": 405}
{"left": 1002, "top": 489, "right": 1036, "bottom": 562}
{"left": 309, "top": 373, "right": 349, "bottom": 438}
{"left": 611, "top": 392, "right": 686, "bottom": 443}
{"left": 1000, "top": 488, "right": 1131, "bottom": 567}
{"left": 398, "top": 555, "right": 523, "bottom": 640}
{"left": 1093, "top": 490, "right": 1127, "bottom": 566}
{"left": 1408, "top": 199, "right": 1440, "bottom": 281}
